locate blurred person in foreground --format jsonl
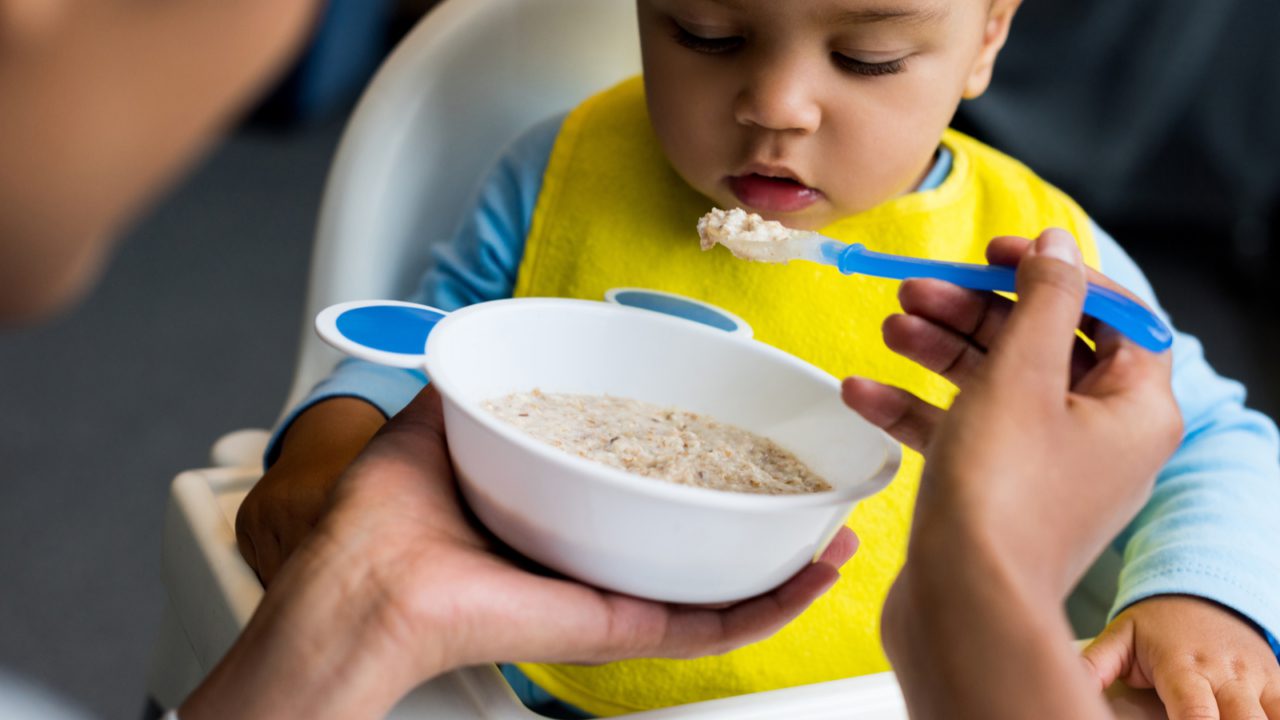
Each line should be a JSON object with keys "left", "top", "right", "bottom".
{"left": 0, "top": 3, "right": 853, "bottom": 717}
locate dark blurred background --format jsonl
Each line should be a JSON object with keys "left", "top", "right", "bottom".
{"left": 955, "top": 0, "right": 1280, "bottom": 427}
{"left": 0, "top": 1, "right": 1276, "bottom": 717}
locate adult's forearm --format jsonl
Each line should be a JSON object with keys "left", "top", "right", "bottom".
{"left": 883, "top": 524, "right": 1112, "bottom": 720}
{"left": 0, "top": 0, "right": 320, "bottom": 319}
{"left": 180, "top": 528, "right": 432, "bottom": 720}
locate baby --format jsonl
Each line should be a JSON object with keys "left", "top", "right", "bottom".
{"left": 238, "top": 0, "right": 1280, "bottom": 717}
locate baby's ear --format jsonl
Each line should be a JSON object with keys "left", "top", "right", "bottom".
{"left": 962, "top": 0, "right": 1022, "bottom": 100}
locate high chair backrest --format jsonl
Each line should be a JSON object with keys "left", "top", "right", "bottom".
{"left": 285, "top": 0, "right": 641, "bottom": 412}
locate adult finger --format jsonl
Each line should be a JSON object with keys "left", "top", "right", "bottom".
{"left": 1070, "top": 321, "right": 1175, "bottom": 435}
{"left": 883, "top": 312, "right": 987, "bottom": 388}
{"left": 816, "top": 526, "right": 859, "bottom": 568}
{"left": 987, "top": 228, "right": 1088, "bottom": 386}
{"left": 663, "top": 559, "right": 842, "bottom": 658}
{"left": 894, "top": 280, "right": 1098, "bottom": 388}
{"left": 990, "top": 234, "right": 1163, "bottom": 354}
{"left": 348, "top": 386, "right": 454, "bottom": 489}
{"left": 985, "top": 234, "right": 1033, "bottom": 268}
{"left": 989, "top": 234, "right": 1173, "bottom": 404}
{"left": 898, "top": 278, "right": 1011, "bottom": 350}
{"left": 326, "top": 386, "right": 465, "bottom": 535}
{"left": 988, "top": 232, "right": 1124, "bottom": 296}
{"left": 841, "top": 376, "right": 944, "bottom": 452}
{"left": 991, "top": 232, "right": 1105, "bottom": 364}
{"left": 629, "top": 528, "right": 857, "bottom": 659}
{"left": 366, "top": 385, "right": 448, "bottom": 454}
{"left": 1074, "top": 294, "right": 1171, "bottom": 407}
{"left": 682, "top": 529, "right": 857, "bottom": 613}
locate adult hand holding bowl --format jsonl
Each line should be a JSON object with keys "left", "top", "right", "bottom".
{"left": 317, "top": 297, "right": 901, "bottom": 604}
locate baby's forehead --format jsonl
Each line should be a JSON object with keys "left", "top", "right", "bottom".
{"left": 652, "top": 0, "right": 982, "bottom": 30}
{"left": 825, "top": 0, "right": 954, "bottom": 24}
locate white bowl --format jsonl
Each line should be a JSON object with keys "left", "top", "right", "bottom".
{"left": 424, "top": 298, "right": 901, "bottom": 604}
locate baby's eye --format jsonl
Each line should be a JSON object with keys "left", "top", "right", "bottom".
{"left": 671, "top": 22, "right": 744, "bottom": 54}
{"left": 833, "top": 53, "right": 908, "bottom": 77}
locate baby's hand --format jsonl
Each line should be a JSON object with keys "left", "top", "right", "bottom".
{"left": 1083, "top": 595, "right": 1280, "bottom": 719}
{"left": 236, "top": 453, "right": 346, "bottom": 585}
{"left": 236, "top": 397, "right": 386, "bottom": 585}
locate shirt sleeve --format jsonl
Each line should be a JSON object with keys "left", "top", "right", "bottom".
{"left": 1093, "top": 221, "right": 1280, "bottom": 655}
{"left": 263, "top": 115, "right": 565, "bottom": 468}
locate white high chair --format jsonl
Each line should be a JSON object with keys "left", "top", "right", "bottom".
{"left": 150, "top": 0, "right": 1129, "bottom": 715}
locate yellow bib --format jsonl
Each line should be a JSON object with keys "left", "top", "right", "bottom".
{"left": 514, "top": 77, "right": 1099, "bottom": 716}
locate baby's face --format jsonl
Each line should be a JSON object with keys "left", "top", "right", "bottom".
{"left": 638, "top": 0, "right": 1019, "bottom": 230}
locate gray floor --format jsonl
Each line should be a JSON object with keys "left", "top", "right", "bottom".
{"left": 0, "top": 113, "right": 1277, "bottom": 719}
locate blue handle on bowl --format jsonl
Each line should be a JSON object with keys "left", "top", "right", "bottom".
{"left": 315, "top": 300, "right": 450, "bottom": 367}
{"left": 834, "top": 244, "right": 1173, "bottom": 352}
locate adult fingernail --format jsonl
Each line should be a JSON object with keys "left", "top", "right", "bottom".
{"left": 1035, "top": 228, "right": 1082, "bottom": 267}
{"left": 822, "top": 572, "right": 841, "bottom": 593}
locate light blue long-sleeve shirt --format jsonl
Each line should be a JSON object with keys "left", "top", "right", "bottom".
{"left": 272, "top": 115, "right": 1280, "bottom": 657}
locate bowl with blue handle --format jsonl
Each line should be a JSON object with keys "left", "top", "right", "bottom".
{"left": 317, "top": 297, "right": 900, "bottom": 603}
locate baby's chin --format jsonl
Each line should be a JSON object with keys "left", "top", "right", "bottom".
{"left": 761, "top": 211, "right": 833, "bottom": 232}
{"left": 750, "top": 194, "right": 904, "bottom": 231}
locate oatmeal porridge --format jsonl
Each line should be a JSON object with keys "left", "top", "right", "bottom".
{"left": 697, "top": 207, "right": 814, "bottom": 264}
{"left": 484, "top": 390, "right": 831, "bottom": 495}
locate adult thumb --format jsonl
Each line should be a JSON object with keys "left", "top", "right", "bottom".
{"left": 367, "top": 385, "right": 448, "bottom": 457}
{"left": 989, "top": 228, "right": 1088, "bottom": 383}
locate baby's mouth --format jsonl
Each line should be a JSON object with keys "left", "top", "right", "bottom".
{"left": 727, "top": 173, "right": 824, "bottom": 214}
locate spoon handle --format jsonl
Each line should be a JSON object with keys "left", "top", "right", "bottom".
{"left": 836, "top": 243, "right": 1173, "bottom": 352}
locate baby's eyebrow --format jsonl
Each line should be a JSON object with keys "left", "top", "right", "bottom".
{"left": 832, "top": 3, "right": 949, "bottom": 26}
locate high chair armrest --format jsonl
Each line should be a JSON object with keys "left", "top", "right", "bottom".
{"left": 209, "top": 428, "right": 271, "bottom": 468}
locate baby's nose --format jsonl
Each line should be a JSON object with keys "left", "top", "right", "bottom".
{"left": 733, "top": 61, "right": 821, "bottom": 134}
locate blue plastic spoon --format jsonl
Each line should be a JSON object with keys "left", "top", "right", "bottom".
{"left": 821, "top": 241, "right": 1172, "bottom": 352}
{"left": 701, "top": 216, "right": 1173, "bottom": 352}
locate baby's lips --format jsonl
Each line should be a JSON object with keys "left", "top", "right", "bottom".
{"left": 728, "top": 174, "right": 824, "bottom": 214}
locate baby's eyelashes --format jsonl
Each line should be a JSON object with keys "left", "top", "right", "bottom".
{"left": 670, "top": 21, "right": 744, "bottom": 55}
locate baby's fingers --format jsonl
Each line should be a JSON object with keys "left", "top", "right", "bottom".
{"left": 1082, "top": 618, "right": 1140, "bottom": 690}
{"left": 1154, "top": 668, "right": 1220, "bottom": 720}
{"left": 1216, "top": 679, "right": 1270, "bottom": 720}
{"left": 1261, "top": 681, "right": 1280, "bottom": 720}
